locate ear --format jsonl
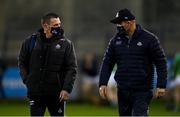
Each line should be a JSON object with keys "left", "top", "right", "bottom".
{"left": 42, "top": 23, "right": 47, "bottom": 28}
{"left": 42, "top": 23, "right": 51, "bottom": 32}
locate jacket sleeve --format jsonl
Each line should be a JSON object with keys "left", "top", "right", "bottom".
{"left": 18, "top": 39, "right": 30, "bottom": 84}
{"left": 62, "top": 40, "right": 78, "bottom": 93}
{"left": 149, "top": 36, "right": 167, "bottom": 88}
{"left": 99, "top": 39, "right": 116, "bottom": 87}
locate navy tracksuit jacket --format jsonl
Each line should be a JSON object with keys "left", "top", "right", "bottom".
{"left": 99, "top": 25, "right": 167, "bottom": 90}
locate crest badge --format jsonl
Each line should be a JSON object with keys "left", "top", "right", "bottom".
{"left": 55, "top": 44, "right": 61, "bottom": 49}
{"left": 137, "top": 42, "right": 142, "bottom": 46}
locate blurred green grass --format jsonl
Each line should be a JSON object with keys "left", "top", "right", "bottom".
{"left": 0, "top": 99, "right": 180, "bottom": 116}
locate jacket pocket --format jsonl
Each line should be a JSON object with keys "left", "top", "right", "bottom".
{"left": 57, "top": 73, "right": 63, "bottom": 89}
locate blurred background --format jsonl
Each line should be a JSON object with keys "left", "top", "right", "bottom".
{"left": 0, "top": 0, "right": 180, "bottom": 116}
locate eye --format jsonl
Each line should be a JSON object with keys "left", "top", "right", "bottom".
{"left": 128, "top": 21, "right": 131, "bottom": 24}
{"left": 53, "top": 23, "right": 61, "bottom": 27}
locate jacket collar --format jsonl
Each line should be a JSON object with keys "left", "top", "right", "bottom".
{"left": 131, "top": 24, "right": 142, "bottom": 39}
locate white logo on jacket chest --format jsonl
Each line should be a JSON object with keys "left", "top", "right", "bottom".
{"left": 55, "top": 44, "right": 61, "bottom": 49}
{"left": 116, "top": 41, "right": 122, "bottom": 45}
{"left": 137, "top": 42, "right": 143, "bottom": 46}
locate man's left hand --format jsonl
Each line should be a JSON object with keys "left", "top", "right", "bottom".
{"left": 155, "top": 88, "right": 166, "bottom": 98}
{"left": 59, "top": 90, "right": 70, "bottom": 102}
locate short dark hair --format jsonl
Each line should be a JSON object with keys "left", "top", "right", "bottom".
{"left": 41, "top": 12, "right": 59, "bottom": 24}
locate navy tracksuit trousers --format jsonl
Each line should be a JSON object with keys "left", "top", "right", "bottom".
{"left": 117, "top": 89, "right": 153, "bottom": 116}
{"left": 28, "top": 96, "right": 65, "bottom": 116}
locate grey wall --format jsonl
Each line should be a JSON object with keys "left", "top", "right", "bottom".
{"left": 0, "top": 0, "right": 179, "bottom": 65}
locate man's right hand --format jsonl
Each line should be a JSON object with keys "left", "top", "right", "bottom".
{"left": 99, "top": 85, "right": 108, "bottom": 99}
{"left": 59, "top": 90, "right": 70, "bottom": 102}
{"left": 154, "top": 88, "right": 166, "bottom": 98}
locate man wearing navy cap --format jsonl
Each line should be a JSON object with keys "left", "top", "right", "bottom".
{"left": 99, "top": 8, "right": 167, "bottom": 116}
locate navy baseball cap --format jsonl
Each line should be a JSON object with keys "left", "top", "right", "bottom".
{"left": 110, "top": 9, "right": 135, "bottom": 24}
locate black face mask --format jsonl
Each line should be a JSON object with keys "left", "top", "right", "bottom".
{"left": 117, "top": 26, "right": 127, "bottom": 36}
{"left": 51, "top": 27, "right": 64, "bottom": 37}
